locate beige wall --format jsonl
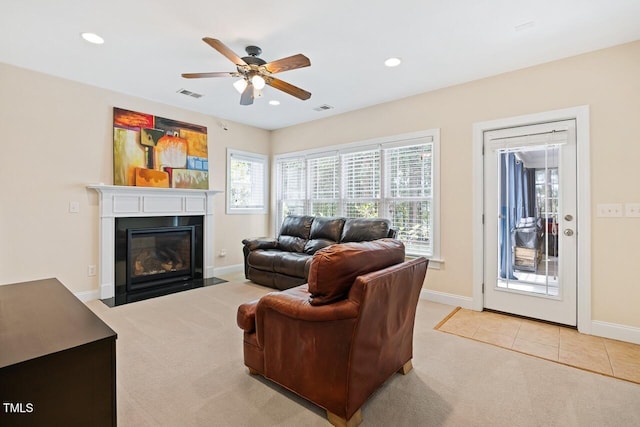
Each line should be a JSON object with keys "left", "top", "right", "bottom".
{"left": 0, "top": 63, "right": 270, "bottom": 294}
{"left": 2, "top": 40, "right": 638, "bottom": 330}
{"left": 272, "top": 41, "right": 640, "bottom": 328}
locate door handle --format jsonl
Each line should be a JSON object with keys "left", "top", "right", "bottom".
{"left": 564, "top": 214, "right": 573, "bottom": 221}
{"left": 563, "top": 229, "right": 574, "bottom": 236}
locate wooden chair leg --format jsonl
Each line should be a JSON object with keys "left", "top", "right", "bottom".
{"left": 398, "top": 359, "right": 413, "bottom": 375}
{"left": 327, "top": 409, "right": 363, "bottom": 427}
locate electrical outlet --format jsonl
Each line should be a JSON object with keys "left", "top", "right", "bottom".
{"left": 69, "top": 201, "right": 80, "bottom": 213}
{"left": 218, "top": 249, "right": 227, "bottom": 257}
{"left": 625, "top": 203, "right": 640, "bottom": 217}
{"left": 596, "top": 203, "right": 623, "bottom": 217}
{"left": 88, "top": 265, "right": 97, "bottom": 277}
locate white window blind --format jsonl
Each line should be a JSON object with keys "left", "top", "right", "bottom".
{"left": 383, "top": 143, "right": 433, "bottom": 255}
{"left": 274, "top": 130, "right": 439, "bottom": 258}
{"left": 276, "top": 157, "right": 306, "bottom": 219}
{"left": 308, "top": 154, "right": 339, "bottom": 217}
{"left": 227, "top": 149, "right": 268, "bottom": 214}
{"left": 343, "top": 149, "right": 380, "bottom": 217}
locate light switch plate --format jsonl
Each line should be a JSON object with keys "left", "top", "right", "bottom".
{"left": 596, "top": 203, "right": 623, "bottom": 217}
{"left": 69, "top": 201, "right": 80, "bottom": 213}
{"left": 625, "top": 203, "right": 640, "bottom": 217}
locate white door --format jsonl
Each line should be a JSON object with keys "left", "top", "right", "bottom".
{"left": 483, "top": 120, "right": 577, "bottom": 326}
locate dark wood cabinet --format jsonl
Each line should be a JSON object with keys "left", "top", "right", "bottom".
{"left": 0, "top": 278, "right": 117, "bottom": 427}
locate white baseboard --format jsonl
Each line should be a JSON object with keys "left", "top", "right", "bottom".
{"left": 420, "top": 289, "right": 474, "bottom": 309}
{"left": 213, "top": 264, "right": 244, "bottom": 277}
{"left": 74, "top": 289, "right": 100, "bottom": 302}
{"left": 591, "top": 320, "right": 640, "bottom": 345}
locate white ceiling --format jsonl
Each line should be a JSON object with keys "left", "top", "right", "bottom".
{"left": 2, "top": 1, "right": 639, "bottom": 130}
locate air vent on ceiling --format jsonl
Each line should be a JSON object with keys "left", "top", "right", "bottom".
{"left": 313, "top": 104, "right": 334, "bottom": 112}
{"left": 177, "top": 88, "right": 203, "bottom": 99}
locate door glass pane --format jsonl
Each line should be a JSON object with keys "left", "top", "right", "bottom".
{"left": 496, "top": 145, "right": 559, "bottom": 297}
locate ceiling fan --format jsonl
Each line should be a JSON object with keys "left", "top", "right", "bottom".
{"left": 182, "top": 37, "right": 311, "bottom": 106}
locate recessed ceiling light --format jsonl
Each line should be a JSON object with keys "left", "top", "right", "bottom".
{"left": 269, "top": 100, "right": 280, "bottom": 106}
{"left": 384, "top": 57, "right": 402, "bottom": 67}
{"left": 81, "top": 32, "right": 104, "bottom": 44}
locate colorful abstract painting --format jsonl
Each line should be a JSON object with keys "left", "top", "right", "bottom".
{"left": 113, "top": 108, "right": 209, "bottom": 189}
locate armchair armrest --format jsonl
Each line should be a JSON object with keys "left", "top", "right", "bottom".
{"left": 258, "top": 292, "right": 359, "bottom": 322}
{"left": 237, "top": 300, "right": 258, "bottom": 333}
{"left": 255, "top": 289, "right": 359, "bottom": 348}
{"left": 242, "top": 237, "right": 278, "bottom": 251}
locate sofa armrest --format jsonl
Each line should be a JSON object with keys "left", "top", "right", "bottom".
{"left": 242, "top": 237, "right": 278, "bottom": 251}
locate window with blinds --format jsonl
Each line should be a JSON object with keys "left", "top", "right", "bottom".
{"left": 274, "top": 130, "right": 439, "bottom": 257}
{"left": 343, "top": 149, "right": 380, "bottom": 218}
{"left": 384, "top": 143, "right": 433, "bottom": 255}
{"left": 308, "top": 154, "right": 339, "bottom": 216}
{"left": 227, "top": 149, "right": 268, "bottom": 214}
{"left": 276, "top": 157, "right": 306, "bottom": 219}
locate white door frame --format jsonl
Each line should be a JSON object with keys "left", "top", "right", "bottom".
{"left": 472, "top": 105, "right": 591, "bottom": 334}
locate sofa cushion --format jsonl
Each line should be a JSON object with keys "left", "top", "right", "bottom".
{"left": 278, "top": 215, "right": 314, "bottom": 252}
{"left": 310, "top": 216, "right": 345, "bottom": 241}
{"left": 247, "top": 250, "right": 281, "bottom": 272}
{"left": 304, "top": 216, "right": 345, "bottom": 254}
{"left": 274, "top": 252, "right": 313, "bottom": 278}
{"left": 304, "top": 238, "right": 335, "bottom": 254}
{"left": 307, "top": 239, "right": 405, "bottom": 306}
{"left": 340, "top": 218, "right": 391, "bottom": 242}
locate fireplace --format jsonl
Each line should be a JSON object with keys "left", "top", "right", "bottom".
{"left": 115, "top": 216, "right": 203, "bottom": 299}
{"left": 89, "top": 185, "right": 222, "bottom": 303}
{"left": 126, "top": 225, "right": 196, "bottom": 291}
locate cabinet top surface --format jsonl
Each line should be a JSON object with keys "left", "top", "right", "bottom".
{"left": 0, "top": 278, "right": 117, "bottom": 369}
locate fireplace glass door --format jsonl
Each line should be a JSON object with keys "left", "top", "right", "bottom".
{"left": 127, "top": 226, "right": 195, "bottom": 291}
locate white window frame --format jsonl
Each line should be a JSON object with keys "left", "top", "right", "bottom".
{"left": 273, "top": 130, "right": 441, "bottom": 266}
{"left": 226, "top": 149, "right": 268, "bottom": 214}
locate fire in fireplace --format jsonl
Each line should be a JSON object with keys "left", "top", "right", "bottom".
{"left": 127, "top": 226, "right": 195, "bottom": 291}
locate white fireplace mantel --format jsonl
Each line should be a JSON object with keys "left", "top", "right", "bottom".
{"left": 88, "top": 185, "right": 223, "bottom": 299}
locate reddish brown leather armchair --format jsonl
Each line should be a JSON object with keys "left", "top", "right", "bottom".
{"left": 237, "top": 239, "right": 428, "bottom": 426}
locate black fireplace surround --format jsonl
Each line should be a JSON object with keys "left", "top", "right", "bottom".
{"left": 107, "top": 216, "right": 219, "bottom": 306}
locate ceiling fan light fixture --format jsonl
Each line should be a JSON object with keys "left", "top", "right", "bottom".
{"left": 81, "top": 32, "right": 104, "bottom": 45}
{"left": 233, "top": 78, "right": 248, "bottom": 93}
{"left": 384, "top": 57, "right": 402, "bottom": 67}
{"left": 251, "top": 74, "right": 266, "bottom": 90}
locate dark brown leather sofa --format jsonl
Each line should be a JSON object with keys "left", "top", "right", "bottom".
{"left": 242, "top": 215, "right": 396, "bottom": 290}
{"left": 237, "top": 239, "right": 428, "bottom": 426}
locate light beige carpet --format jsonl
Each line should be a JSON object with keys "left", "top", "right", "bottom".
{"left": 435, "top": 307, "right": 640, "bottom": 385}
{"left": 86, "top": 279, "right": 640, "bottom": 426}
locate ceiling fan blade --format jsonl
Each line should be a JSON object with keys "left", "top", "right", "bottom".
{"left": 240, "top": 81, "right": 254, "bottom": 105}
{"left": 202, "top": 37, "right": 247, "bottom": 66}
{"left": 181, "top": 72, "right": 235, "bottom": 79}
{"left": 264, "top": 54, "right": 311, "bottom": 74}
{"left": 264, "top": 76, "right": 311, "bottom": 100}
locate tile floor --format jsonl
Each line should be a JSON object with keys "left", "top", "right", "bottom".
{"left": 436, "top": 308, "right": 640, "bottom": 384}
